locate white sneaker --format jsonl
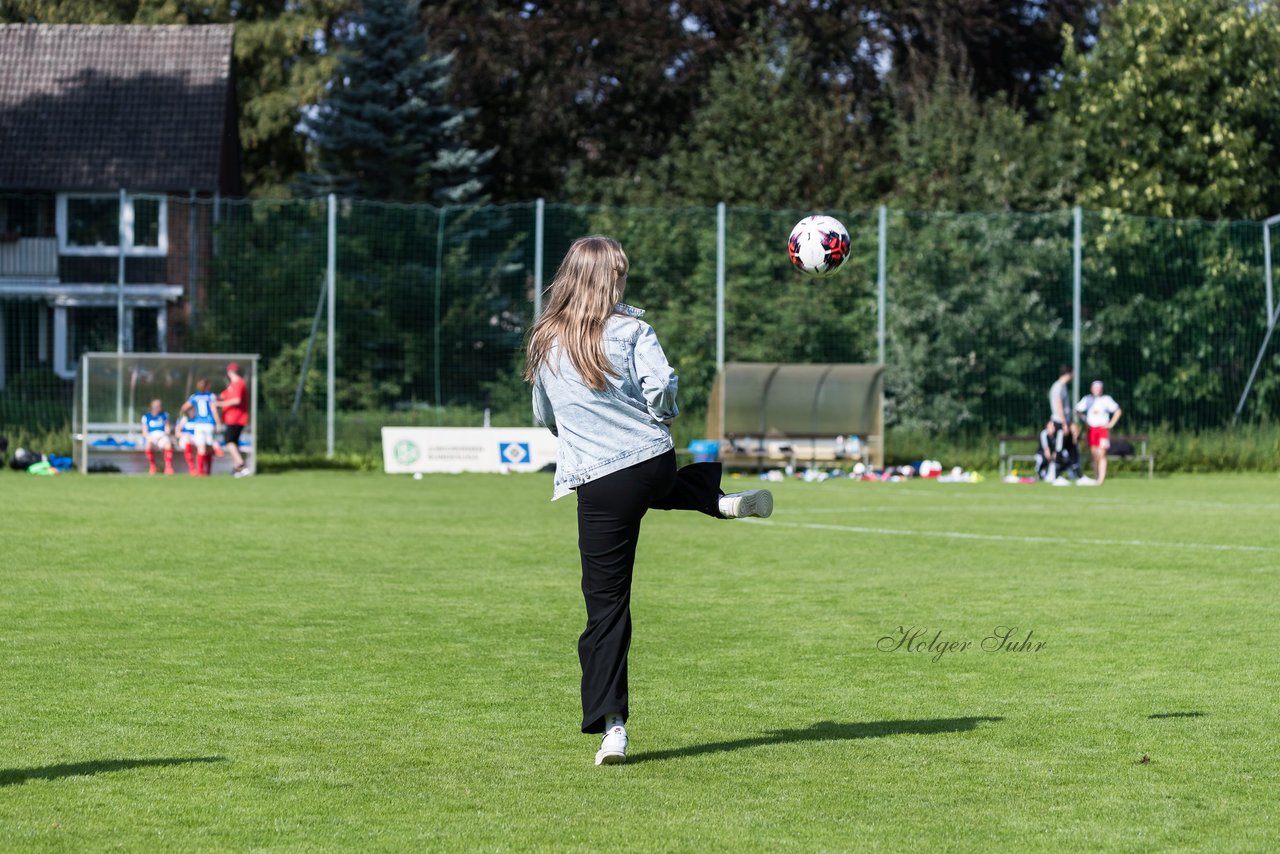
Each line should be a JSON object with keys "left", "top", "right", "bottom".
{"left": 1051, "top": 477, "right": 1071, "bottom": 487}
{"left": 1076, "top": 476, "right": 1098, "bottom": 486}
{"left": 719, "top": 489, "right": 774, "bottom": 519}
{"left": 595, "top": 725, "right": 627, "bottom": 766}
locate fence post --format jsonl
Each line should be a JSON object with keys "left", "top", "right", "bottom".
{"left": 877, "top": 205, "right": 887, "bottom": 365}
{"left": 433, "top": 206, "right": 446, "bottom": 410}
{"left": 326, "top": 193, "right": 336, "bottom": 459}
{"left": 534, "top": 198, "right": 545, "bottom": 320}
{"left": 1234, "top": 314, "right": 1280, "bottom": 424}
{"left": 293, "top": 275, "right": 328, "bottom": 418}
{"left": 115, "top": 188, "right": 128, "bottom": 422}
{"left": 716, "top": 202, "right": 726, "bottom": 374}
{"left": 1265, "top": 214, "right": 1278, "bottom": 329}
{"left": 1072, "top": 206, "right": 1083, "bottom": 406}
{"left": 1233, "top": 212, "right": 1280, "bottom": 423}
{"left": 117, "top": 188, "right": 127, "bottom": 354}
{"left": 187, "top": 189, "right": 198, "bottom": 335}
{"left": 81, "top": 353, "right": 90, "bottom": 474}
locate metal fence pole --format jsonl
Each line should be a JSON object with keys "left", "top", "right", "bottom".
{"left": 187, "top": 189, "right": 197, "bottom": 336}
{"left": 1265, "top": 214, "right": 1279, "bottom": 329}
{"left": 716, "top": 202, "right": 726, "bottom": 373}
{"left": 81, "top": 352, "right": 90, "bottom": 474}
{"left": 117, "top": 188, "right": 127, "bottom": 354}
{"left": 1072, "top": 206, "right": 1083, "bottom": 406}
{"left": 877, "top": 205, "right": 887, "bottom": 365}
{"left": 533, "top": 198, "right": 545, "bottom": 319}
{"left": 1233, "top": 212, "right": 1280, "bottom": 423}
{"left": 1234, "top": 303, "right": 1280, "bottom": 424}
{"left": 115, "top": 188, "right": 127, "bottom": 422}
{"left": 326, "top": 193, "right": 336, "bottom": 459}
{"left": 433, "top": 206, "right": 446, "bottom": 409}
{"left": 293, "top": 275, "right": 328, "bottom": 418}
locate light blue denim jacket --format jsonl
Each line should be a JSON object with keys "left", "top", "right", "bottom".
{"left": 532, "top": 304, "right": 678, "bottom": 499}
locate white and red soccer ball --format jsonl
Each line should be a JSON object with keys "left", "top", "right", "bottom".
{"left": 788, "top": 215, "right": 851, "bottom": 277}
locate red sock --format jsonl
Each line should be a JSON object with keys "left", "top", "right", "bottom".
{"left": 201, "top": 451, "right": 213, "bottom": 475}
{"left": 184, "top": 444, "right": 196, "bottom": 474}
{"left": 163, "top": 448, "right": 174, "bottom": 470}
{"left": 145, "top": 447, "right": 156, "bottom": 470}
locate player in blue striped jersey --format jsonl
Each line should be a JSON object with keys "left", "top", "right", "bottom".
{"left": 140, "top": 399, "right": 174, "bottom": 475}
{"left": 174, "top": 413, "right": 197, "bottom": 475}
{"left": 180, "top": 379, "right": 222, "bottom": 476}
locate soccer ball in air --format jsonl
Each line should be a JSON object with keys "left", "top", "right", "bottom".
{"left": 788, "top": 215, "right": 851, "bottom": 277}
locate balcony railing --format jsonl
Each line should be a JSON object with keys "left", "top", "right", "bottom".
{"left": 0, "top": 237, "right": 59, "bottom": 278}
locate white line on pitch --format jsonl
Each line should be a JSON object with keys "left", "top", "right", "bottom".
{"left": 780, "top": 490, "right": 1280, "bottom": 512}
{"left": 774, "top": 506, "right": 1047, "bottom": 514}
{"left": 740, "top": 518, "right": 1277, "bottom": 553}
{"left": 775, "top": 501, "right": 1280, "bottom": 515}
{"left": 775, "top": 506, "right": 944, "bottom": 514}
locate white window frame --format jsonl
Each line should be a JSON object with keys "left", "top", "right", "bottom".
{"left": 56, "top": 193, "right": 168, "bottom": 257}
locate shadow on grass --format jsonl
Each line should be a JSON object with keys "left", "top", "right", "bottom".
{"left": 1147, "top": 711, "right": 1204, "bottom": 719}
{"left": 630, "top": 717, "right": 1003, "bottom": 765}
{"left": 0, "top": 756, "right": 226, "bottom": 787}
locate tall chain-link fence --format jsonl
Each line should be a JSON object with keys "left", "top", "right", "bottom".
{"left": 1, "top": 192, "right": 1277, "bottom": 457}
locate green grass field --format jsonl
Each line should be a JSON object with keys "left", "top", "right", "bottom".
{"left": 3, "top": 470, "right": 1279, "bottom": 851}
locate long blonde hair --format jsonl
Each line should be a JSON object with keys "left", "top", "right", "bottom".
{"left": 524, "top": 236, "right": 629, "bottom": 390}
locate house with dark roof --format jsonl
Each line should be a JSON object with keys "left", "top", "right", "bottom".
{"left": 0, "top": 24, "right": 239, "bottom": 388}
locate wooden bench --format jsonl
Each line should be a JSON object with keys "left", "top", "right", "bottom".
{"left": 720, "top": 433, "right": 876, "bottom": 471}
{"left": 707, "top": 363, "right": 886, "bottom": 471}
{"left": 77, "top": 421, "right": 254, "bottom": 475}
{"left": 998, "top": 433, "right": 1154, "bottom": 479}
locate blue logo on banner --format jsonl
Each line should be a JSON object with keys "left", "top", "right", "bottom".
{"left": 499, "top": 442, "right": 531, "bottom": 464}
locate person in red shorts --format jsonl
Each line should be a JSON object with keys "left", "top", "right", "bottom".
{"left": 219, "top": 362, "right": 251, "bottom": 478}
{"left": 1075, "top": 379, "right": 1122, "bottom": 486}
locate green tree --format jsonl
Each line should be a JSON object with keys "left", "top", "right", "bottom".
{"left": 429, "top": 2, "right": 1103, "bottom": 202}
{"left": 565, "top": 34, "right": 1091, "bottom": 214}
{"left": 1047, "top": 0, "right": 1280, "bottom": 220}
{"left": 885, "top": 210, "right": 1074, "bottom": 432}
{"left": 226, "top": 1, "right": 347, "bottom": 197}
{"left": 885, "top": 73, "right": 1068, "bottom": 212}
{"left": 1072, "top": 211, "right": 1274, "bottom": 429}
{"left": 567, "top": 37, "right": 878, "bottom": 209}
{"left": 299, "top": 0, "right": 490, "bottom": 203}
{"left": 782, "top": 1, "right": 1107, "bottom": 114}
{"left": 423, "top": 1, "right": 762, "bottom": 202}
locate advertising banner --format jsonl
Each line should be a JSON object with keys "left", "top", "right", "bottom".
{"left": 381, "top": 427, "right": 557, "bottom": 474}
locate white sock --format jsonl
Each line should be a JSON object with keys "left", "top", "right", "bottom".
{"left": 604, "top": 713, "right": 625, "bottom": 731}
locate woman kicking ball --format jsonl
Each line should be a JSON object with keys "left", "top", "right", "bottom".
{"left": 525, "top": 235, "right": 773, "bottom": 766}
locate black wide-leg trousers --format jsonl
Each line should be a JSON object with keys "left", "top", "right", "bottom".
{"left": 575, "top": 450, "right": 724, "bottom": 733}
{"left": 1053, "top": 418, "right": 1081, "bottom": 477}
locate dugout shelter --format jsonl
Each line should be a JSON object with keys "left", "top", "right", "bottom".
{"left": 73, "top": 352, "right": 258, "bottom": 475}
{"left": 706, "top": 362, "right": 885, "bottom": 471}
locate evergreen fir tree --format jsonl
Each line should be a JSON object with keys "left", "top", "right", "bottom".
{"left": 300, "top": 0, "right": 491, "bottom": 202}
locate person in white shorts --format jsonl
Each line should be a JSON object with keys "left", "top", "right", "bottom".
{"left": 1075, "top": 380, "right": 1122, "bottom": 486}
{"left": 174, "top": 414, "right": 197, "bottom": 476}
{"left": 180, "top": 379, "right": 222, "bottom": 477}
{"left": 140, "top": 399, "right": 175, "bottom": 475}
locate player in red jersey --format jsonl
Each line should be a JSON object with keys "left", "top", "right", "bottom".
{"left": 219, "top": 362, "right": 251, "bottom": 477}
